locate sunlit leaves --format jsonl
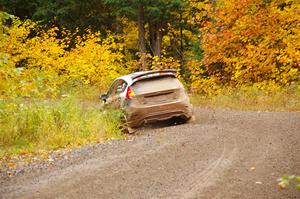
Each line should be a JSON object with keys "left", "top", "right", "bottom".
{"left": 278, "top": 175, "right": 300, "bottom": 190}
{"left": 191, "top": 0, "right": 300, "bottom": 93}
{"left": 0, "top": 17, "right": 127, "bottom": 98}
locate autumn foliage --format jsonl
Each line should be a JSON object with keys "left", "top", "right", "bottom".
{"left": 0, "top": 17, "right": 187, "bottom": 98}
{"left": 0, "top": 1, "right": 299, "bottom": 99}
{"left": 191, "top": 0, "right": 299, "bottom": 94}
{"left": 0, "top": 0, "right": 299, "bottom": 158}
{"left": 0, "top": 17, "right": 130, "bottom": 98}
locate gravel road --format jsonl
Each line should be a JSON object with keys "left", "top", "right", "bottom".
{"left": 1, "top": 108, "right": 300, "bottom": 199}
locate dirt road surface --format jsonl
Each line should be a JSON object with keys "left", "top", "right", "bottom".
{"left": 1, "top": 108, "right": 300, "bottom": 199}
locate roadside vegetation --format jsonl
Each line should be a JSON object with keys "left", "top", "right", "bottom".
{"left": 191, "top": 85, "right": 300, "bottom": 112}
{"left": 0, "top": 0, "right": 299, "bottom": 159}
{"left": 0, "top": 97, "right": 125, "bottom": 158}
{"left": 278, "top": 175, "right": 300, "bottom": 191}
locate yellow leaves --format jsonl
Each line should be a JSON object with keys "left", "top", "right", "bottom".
{"left": 119, "top": 17, "right": 138, "bottom": 49}
{"left": 187, "top": 0, "right": 209, "bottom": 23}
{"left": 0, "top": 17, "right": 129, "bottom": 98}
{"left": 150, "top": 54, "right": 180, "bottom": 71}
{"left": 289, "top": 68, "right": 298, "bottom": 76}
{"left": 193, "top": 0, "right": 300, "bottom": 93}
{"left": 190, "top": 66, "right": 222, "bottom": 96}
{"left": 63, "top": 34, "right": 126, "bottom": 87}
{"left": 7, "top": 162, "right": 16, "bottom": 169}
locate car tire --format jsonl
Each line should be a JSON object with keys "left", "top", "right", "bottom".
{"left": 127, "top": 127, "right": 137, "bottom": 134}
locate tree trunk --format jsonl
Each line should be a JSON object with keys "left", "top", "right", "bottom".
{"left": 149, "top": 23, "right": 155, "bottom": 55}
{"left": 180, "top": 12, "right": 184, "bottom": 70}
{"left": 150, "top": 23, "right": 162, "bottom": 59}
{"left": 153, "top": 25, "right": 162, "bottom": 59}
{"left": 137, "top": 4, "right": 147, "bottom": 70}
{"left": 149, "top": 23, "right": 163, "bottom": 69}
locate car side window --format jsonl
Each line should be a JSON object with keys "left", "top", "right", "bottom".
{"left": 116, "top": 80, "right": 127, "bottom": 94}
{"left": 107, "top": 79, "right": 127, "bottom": 97}
{"left": 107, "top": 81, "right": 118, "bottom": 96}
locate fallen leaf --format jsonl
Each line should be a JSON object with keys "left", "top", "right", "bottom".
{"left": 7, "top": 162, "right": 16, "bottom": 168}
{"left": 250, "top": 166, "right": 256, "bottom": 171}
{"left": 278, "top": 182, "right": 286, "bottom": 189}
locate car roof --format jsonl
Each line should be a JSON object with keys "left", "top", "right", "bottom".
{"left": 117, "top": 69, "right": 177, "bottom": 85}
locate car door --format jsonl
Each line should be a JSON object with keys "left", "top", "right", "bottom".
{"left": 105, "top": 80, "right": 119, "bottom": 108}
{"left": 115, "top": 79, "right": 128, "bottom": 108}
{"left": 105, "top": 79, "right": 127, "bottom": 109}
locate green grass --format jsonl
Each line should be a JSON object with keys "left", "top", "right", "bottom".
{"left": 1, "top": 84, "right": 299, "bottom": 159}
{"left": 0, "top": 97, "right": 125, "bottom": 159}
{"left": 191, "top": 86, "right": 300, "bottom": 112}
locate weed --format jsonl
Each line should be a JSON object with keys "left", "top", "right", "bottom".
{"left": 191, "top": 86, "right": 300, "bottom": 112}
{"left": 0, "top": 97, "right": 125, "bottom": 159}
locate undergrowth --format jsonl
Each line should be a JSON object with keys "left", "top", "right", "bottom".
{"left": 191, "top": 86, "right": 300, "bottom": 112}
{"left": 0, "top": 97, "right": 125, "bottom": 159}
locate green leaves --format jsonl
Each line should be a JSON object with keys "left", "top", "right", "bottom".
{"left": 278, "top": 175, "right": 300, "bottom": 190}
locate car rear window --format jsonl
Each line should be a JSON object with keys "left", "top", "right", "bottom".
{"left": 132, "top": 76, "right": 182, "bottom": 94}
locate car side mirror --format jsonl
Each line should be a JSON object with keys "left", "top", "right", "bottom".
{"left": 100, "top": 94, "right": 108, "bottom": 102}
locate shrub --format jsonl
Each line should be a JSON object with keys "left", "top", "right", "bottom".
{"left": 0, "top": 97, "right": 125, "bottom": 158}
{"left": 191, "top": 84, "right": 300, "bottom": 111}
{"left": 0, "top": 15, "right": 128, "bottom": 99}
{"left": 191, "top": 0, "right": 300, "bottom": 92}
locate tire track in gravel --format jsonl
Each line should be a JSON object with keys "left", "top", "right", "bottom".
{"left": 0, "top": 136, "right": 177, "bottom": 198}
{"left": 182, "top": 134, "right": 238, "bottom": 199}
{"left": 1, "top": 108, "right": 299, "bottom": 199}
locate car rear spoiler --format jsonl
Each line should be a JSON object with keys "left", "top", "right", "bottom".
{"left": 132, "top": 69, "right": 177, "bottom": 82}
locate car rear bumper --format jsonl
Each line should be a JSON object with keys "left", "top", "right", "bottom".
{"left": 125, "top": 99, "right": 193, "bottom": 128}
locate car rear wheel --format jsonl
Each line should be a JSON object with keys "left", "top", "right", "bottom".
{"left": 127, "top": 127, "right": 138, "bottom": 134}
{"left": 174, "top": 115, "right": 194, "bottom": 124}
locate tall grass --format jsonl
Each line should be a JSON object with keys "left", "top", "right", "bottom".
{"left": 191, "top": 86, "right": 300, "bottom": 112}
{"left": 0, "top": 97, "right": 125, "bottom": 158}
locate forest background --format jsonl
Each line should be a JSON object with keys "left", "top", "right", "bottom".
{"left": 0, "top": 0, "right": 299, "bottom": 158}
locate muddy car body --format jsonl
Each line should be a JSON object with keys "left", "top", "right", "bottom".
{"left": 100, "top": 69, "right": 193, "bottom": 128}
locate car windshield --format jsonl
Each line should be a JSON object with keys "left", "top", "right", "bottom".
{"left": 132, "top": 76, "right": 181, "bottom": 94}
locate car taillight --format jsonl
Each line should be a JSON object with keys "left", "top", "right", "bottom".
{"left": 126, "top": 86, "right": 135, "bottom": 99}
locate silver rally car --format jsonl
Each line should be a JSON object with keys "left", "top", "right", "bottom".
{"left": 100, "top": 69, "right": 193, "bottom": 128}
